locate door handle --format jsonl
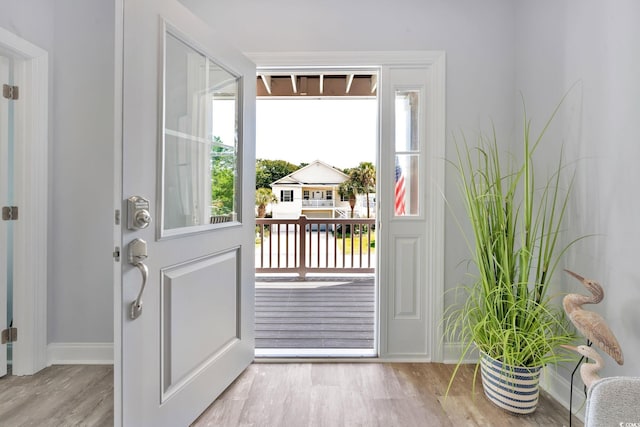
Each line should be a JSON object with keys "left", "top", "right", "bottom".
{"left": 128, "top": 238, "right": 148, "bottom": 320}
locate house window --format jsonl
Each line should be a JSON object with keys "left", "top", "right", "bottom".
{"left": 281, "top": 190, "right": 293, "bottom": 202}
{"left": 326, "top": 190, "right": 333, "bottom": 200}
{"left": 341, "top": 194, "right": 349, "bottom": 202}
{"left": 303, "top": 190, "right": 310, "bottom": 200}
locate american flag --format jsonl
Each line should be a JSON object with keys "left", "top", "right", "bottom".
{"left": 395, "top": 163, "right": 406, "bottom": 215}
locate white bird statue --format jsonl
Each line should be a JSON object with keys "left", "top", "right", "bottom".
{"left": 563, "top": 269, "right": 624, "bottom": 365}
{"left": 561, "top": 344, "right": 604, "bottom": 390}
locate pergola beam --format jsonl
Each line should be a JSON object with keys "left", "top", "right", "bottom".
{"left": 345, "top": 74, "right": 355, "bottom": 94}
{"left": 255, "top": 74, "right": 377, "bottom": 97}
{"left": 259, "top": 74, "right": 272, "bottom": 95}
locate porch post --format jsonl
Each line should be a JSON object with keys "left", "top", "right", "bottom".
{"left": 298, "top": 215, "right": 307, "bottom": 278}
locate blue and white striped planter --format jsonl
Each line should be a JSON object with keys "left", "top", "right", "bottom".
{"left": 480, "top": 351, "right": 542, "bottom": 414}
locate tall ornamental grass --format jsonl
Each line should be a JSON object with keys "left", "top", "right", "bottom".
{"left": 445, "top": 103, "right": 582, "bottom": 377}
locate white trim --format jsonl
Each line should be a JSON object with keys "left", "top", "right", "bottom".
{"left": 47, "top": 343, "right": 114, "bottom": 365}
{"left": 0, "top": 26, "right": 49, "bottom": 376}
{"left": 256, "top": 348, "right": 377, "bottom": 358}
{"left": 114, "top": 1, "right": 124, "bottom": 425}
{"left": 249, "top": 51, "right": 446, "bottom": 362}
{"left": 247, "top": 51, "right": 446, "bottom": 68}
{"left": 540, "top": 367, "right": 586, "bottom": 423}
{"left": 422, "top": 52, "right": 446, "bottom": 362}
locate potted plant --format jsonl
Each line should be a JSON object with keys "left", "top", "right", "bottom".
{"left": 445, "top": 103, "right": 580, "bottom": 414}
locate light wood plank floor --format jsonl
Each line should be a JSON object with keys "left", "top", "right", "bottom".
{"left": 194, "top": 363, "right": 583, "bottom": 427}
{"left": 0, "top": 363, "right": 582, "bottom": 426}
{"left": 0, "top": 365, "right": 113, "bottom": 427}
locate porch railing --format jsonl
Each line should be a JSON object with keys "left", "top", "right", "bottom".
{"left": 301, "top": 199, "right": 334, "bottom": 207}
{"left": 255, "top": 215, "right": 375, "bottom": 278}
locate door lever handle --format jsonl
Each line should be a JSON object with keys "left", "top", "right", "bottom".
{"left": 128, "top": 238, "right": 148, "bottom": 320}
{"left": 130, "top": 262, "right": 148, "bottom": 320}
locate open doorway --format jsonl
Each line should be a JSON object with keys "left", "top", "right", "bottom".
{"left": 253, "top": 70, "right": 379, "bottom": 358}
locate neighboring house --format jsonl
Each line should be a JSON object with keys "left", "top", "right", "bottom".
{"left": 270, "top": 160, "right": 352, "bottom": 219}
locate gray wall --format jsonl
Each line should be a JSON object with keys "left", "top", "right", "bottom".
{"left": 516, "top": 0, "right": 640, "bottom": 380}
{"left": 1, "top": 0, "right": 114, "bottom": 345}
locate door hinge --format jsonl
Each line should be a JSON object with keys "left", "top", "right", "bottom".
{"left": 115, "top": 209, "right": 121, "bottom": 225}
{"left": 2, "top": 84, "right": 19, "bottom": 100}
{"left": 2, "top": 206, "right": 18, "bottom": 221}
{"left": 113, "top": 246, "right": 121, "bottom": 262}
{"left": 1, "top": 327, "right": 17, "bottom": 344}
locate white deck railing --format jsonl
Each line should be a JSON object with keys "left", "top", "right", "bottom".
{"left": 255, "top": 215, "right": 376, "bottom": 278}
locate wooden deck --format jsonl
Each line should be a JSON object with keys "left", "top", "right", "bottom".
{"left": 255, "top": 277, "right": 375, "bottom": 350}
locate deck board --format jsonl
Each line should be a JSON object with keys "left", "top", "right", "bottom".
{"left": 255, "top": 277, "right": 375, "bottom": 349}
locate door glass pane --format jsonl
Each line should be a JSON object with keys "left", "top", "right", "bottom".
{"left": 395, "top": 90, "right": 419, "bottom": 152}
{"left": 395, "top": 154, "right": 419, "bottom": 216}
{"left": 162, "top": 31, "right": 240, "bottom": 233}
{"left": 394, "top": 90, "right": 420, "bottom": 216}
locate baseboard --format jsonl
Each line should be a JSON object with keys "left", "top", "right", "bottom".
{"left": 47, "top": 342, "right": 114, "bottom": 365}
{"left": 540, "top": 367, "right": 586, "bottom": 423}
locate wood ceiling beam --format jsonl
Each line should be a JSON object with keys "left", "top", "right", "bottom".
{"left": 256, "top": 74, "right": 377, "bottom": 97}
{"left": 259, "top": 74, "right": 272, "bottom": 95}
{"left": 346, "top": 74, "right": 355, "bottom": 94}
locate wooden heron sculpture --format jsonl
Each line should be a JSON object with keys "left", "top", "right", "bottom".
{"left": 561, "top": 344, "right": 604, "bottom": 390}
{"left": 563, "top": 269, "right": 624, "bottom": 365}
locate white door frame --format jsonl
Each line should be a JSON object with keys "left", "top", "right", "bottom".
{"left": 0, "top": 27, "right": 49, "bottom": 375}
{"left": 248, "top": 51, "right": 446, "bottom": 361}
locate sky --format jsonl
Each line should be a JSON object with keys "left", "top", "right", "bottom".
{"left": 256, "top": 99, "right": 377, "bottom": 170}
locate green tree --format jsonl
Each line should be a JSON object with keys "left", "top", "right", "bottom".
{"left": 210, "top": 137, "right": 236, "bottom": 215}
{"left": 338, "top": 180, "right": 358, "bottom": 218}
{"left": 350, "top": 162, "right": 376, "bottom": 218}
{"left": 255, "top": 159, "right": 299, "bottom": 189}
{"left": 255, "top": 188, "right": 277, "bottom": 218}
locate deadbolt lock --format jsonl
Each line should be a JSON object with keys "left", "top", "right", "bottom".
{"left": 127, "top": 196, "right": 151, "bottom": 230}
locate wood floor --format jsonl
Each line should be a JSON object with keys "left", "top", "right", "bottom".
{"left": 255, "top": 278, "right": 375, "bottom": 349}
{"left": 194, "top": 363, "right": 583, "bottom": 427}
{"left": 0, "top": 365, "right": 113, "bottom": 427}
{"left": 0, "top": 363, "right": 582, "bottom": 426}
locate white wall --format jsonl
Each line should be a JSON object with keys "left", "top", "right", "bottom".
{"left": 516, "top": 0, "right": 640, "bottom": 382}
{"left": 1, "top": 0, "right": 115, "bottom": 353}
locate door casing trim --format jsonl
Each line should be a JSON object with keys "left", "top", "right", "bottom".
{"left": 0, "top": 26, "right": 49, "bottom": 375}
{"left": 247, "top": 51, "right": 446, "bottom": 361}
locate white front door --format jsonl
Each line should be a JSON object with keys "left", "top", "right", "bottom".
{"left": 121, "top": 1, "right": 255, "bottom": 425}
{"left": 0, "top": 54, "right": 9, "bottom": 377}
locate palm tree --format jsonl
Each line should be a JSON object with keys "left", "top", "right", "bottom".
{"left": 338, "top": 180, "right": 358, "bottom": 218}
{"left": 351, "top": 162, "right": 376, "bottom": 218}
{"left": 255, "top": 188, "right": 277, "bottom": 218}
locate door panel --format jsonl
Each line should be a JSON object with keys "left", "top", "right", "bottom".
{"left": 161, "top": 249, "right": 239, "bottom": 400}
{"left": 121, "top": 1, "right": 255, "bottom": 425}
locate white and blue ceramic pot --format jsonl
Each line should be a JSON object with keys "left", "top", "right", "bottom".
{"left": 479, "top": 351, "right": 542, "bottom": 414}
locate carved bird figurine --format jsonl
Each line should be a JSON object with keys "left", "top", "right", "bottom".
{"left": 561, "top": 344, "right": 604, "bottom": 390}
{"left": 563, "top": 269, "right": 624, "bottom": 365}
